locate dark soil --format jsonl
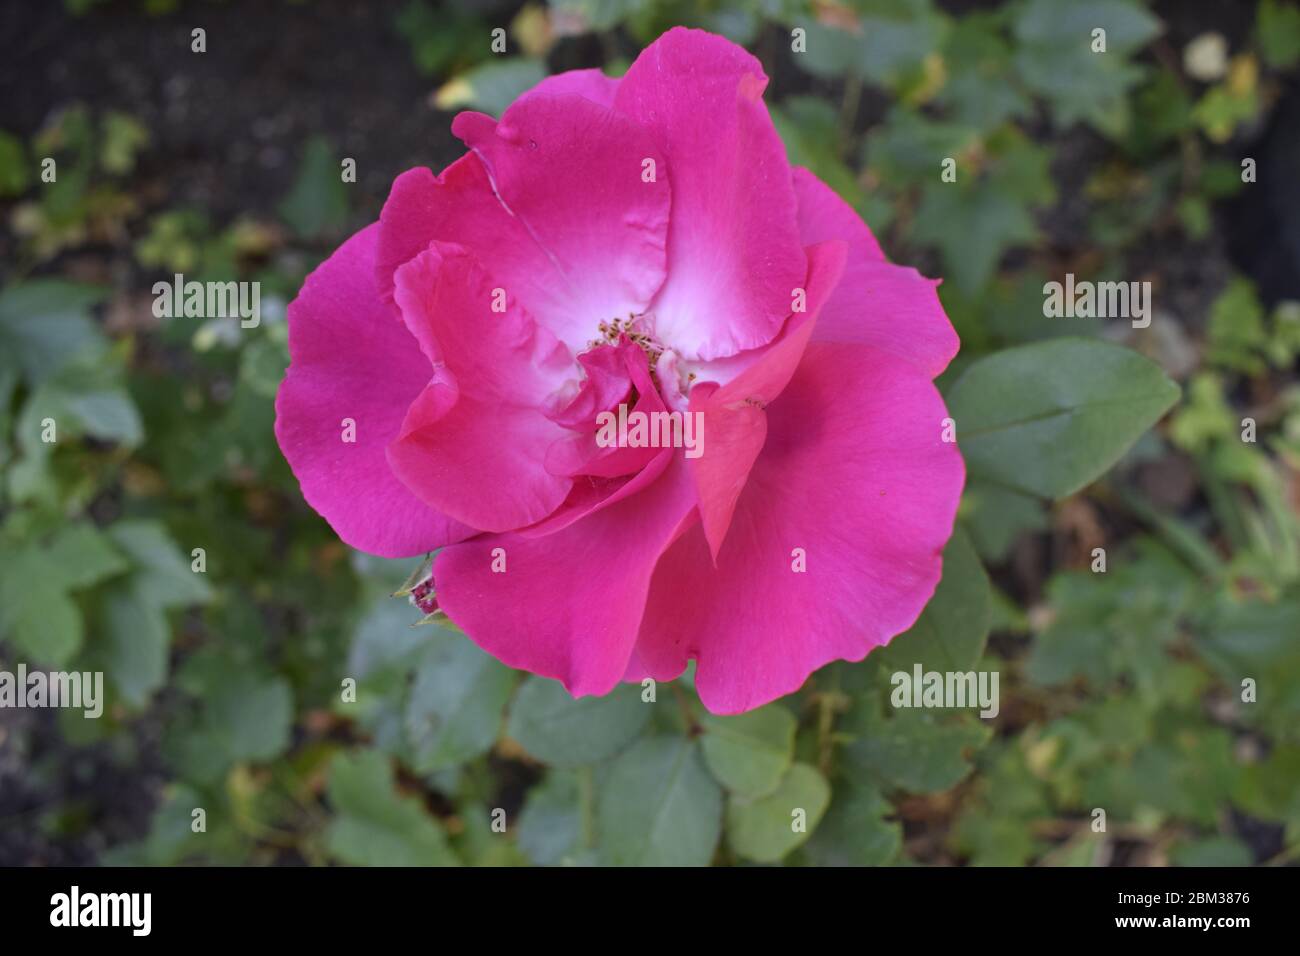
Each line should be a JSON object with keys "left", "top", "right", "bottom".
{"left": 0, "top": 0, "right": 470, "bottom": 230}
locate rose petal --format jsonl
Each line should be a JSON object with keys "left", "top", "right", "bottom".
{"left": 386, "top": 242, "right": 575, "bottom": 533}
{"left": 434, "top": 456, "right": 698, "bottom": 698}
{"left": 520, "top": 67, "right": 620, "bottom": 109}
{"left": 793, "top": 167, "right": 959, "bottom": 377}
{"left": 634, "top": 342, "right": 965, "bottom": 714}
{"left": 613, "top": 27, "right": 807, "bottom": 361}
{"left": 274, "top": 224, "right": 475, "bottom": 558}
{"left": 689, "top": 240, "right": 846, "bottom": 560}
{"left": 377, "top": 93, "right": 669, "bottom": 356}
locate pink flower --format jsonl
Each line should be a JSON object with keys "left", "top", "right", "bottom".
{"left": 274, "top": 27, "right": 963, "bottom": 714}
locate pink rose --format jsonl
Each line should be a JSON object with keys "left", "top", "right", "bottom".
{"left": 274, "top": 27, "right": 964, "bottom": 714}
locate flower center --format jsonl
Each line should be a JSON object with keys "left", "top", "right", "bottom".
{"left": 590, "top": 314, "right": 664, "bottom": 366}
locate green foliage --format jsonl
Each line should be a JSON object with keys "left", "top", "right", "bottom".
{"left": 699, "top": 706, "right": 797, "bottom": 797}
{"left": 407, "top": 637, "right": 515, "bottom": 772}
{"left": 597, "top": 736, "right": 722, "bottom": 866}
{"left": 946, "top": 338, "right": 1179, "bottom": 498}
{"left": 278, "top": 136, "right": 349, "bottom": 239}
{"left": 906, "top": 127, "right": 1056, "bottom": 293}
{"left": 507, "top": 676, "right": 648, "bottom": 767}
{"left": 1205, "top": 278, "right": 1300, "bottom": 374}
{"left": 726, "top": 763, "right": 829, "bottom": 862}
{"left": 8, "top": 106, "right": 144, "bottom": 262}
{"left": 1012, "top": 0, "right": 1160, "bottom": 137}
{"left": 873, "top": 528, "right": 991, "bottom": 675}
{"left": 325, "top": 751, "right": 460, "bottom": 866}
{"left": 798, "top": 0, "right": 948, "bottom": 89}
{"left": 1258, "top": 0, "right": 1300, "bottom": 69}
{"left": 434, "top": 58, "right": 549, "bottom": 116}
{"left": 0, "top": 130, "right": 29, "bottom": 197}
{"left": 395, "top": 1, "right": 494, "bottom": 76}
{"left": 0, "top": 280, "right": 110, "bottom": 384}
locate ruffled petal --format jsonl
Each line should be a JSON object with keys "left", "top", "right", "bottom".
{"left": 633, "top": 342, "right": 965, "bottom": 714}
{"left": 520, "top": 67, "right": 620, "bottom": 109}
{"left": 434, "top": 456, "right": 698, "bottom": 698}
{"left": 386, "top": 242, "right": 575, "bottom": 533}
{"left": 545, "top": 338, "right": 666, "bottom": 480}
{"left": 792, "top": 167, "right": 959, "bottom": 377}
{"left": 274, "top": 224, "right": 475, "bottom": 558}
{"left": 688, "top": 240, "right": 846, "bottom": 560}
{"left": 613, "top": 27, "right": 807, "bottom": 361}
{"left": 377, "top": 94, "right": 670, "bottom": 355}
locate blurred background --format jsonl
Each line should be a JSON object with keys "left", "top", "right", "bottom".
{"left": 0, "top": 0, "right": 1298, "bottom": 867}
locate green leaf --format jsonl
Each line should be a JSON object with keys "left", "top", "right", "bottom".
{"left": 864, "top": 109, "right": 980, "bottom": 189}
{"left": 1170, "top": 835, "right": 1253, "bottom": 867}
{"left": 796, "top": 2, "right": 947, "bottom": 88}
{"left": 0, "top": 280, "right": 108, "bottom": 384}
{"left": 802, "top": 781, "right": 901, "bottom": 866}
{"left": 517, "top": 771, "right": 583, "bottom": 866}
{"left": 0, "top": 365, "right": 16, "bottom": 469}
{"left": 451, "top": 799, "right": 528, "bottom": 867}
{"left": 325, "top": 750, "right": 460, "bottom": 866}
{"left": 208, "top": 672, "right": 293, "bottom": 763}
{"left": 107, "top": 520, "right": 211, "bottom": 608}
{"left": 1206, "top": 277, "right": 1268, "bottom": 374}
{"left": 846, "top": 705, "right": 992, "bottom": 794}
{"left": 1012, "top": 0, "right": 1161, "bottom": 136}
{"left": 101, "top": 583, "right": 170, "bottom": 707}
{"left": 507, "top": 675, "right": 650, "bottom": 767}
{"left": 278, "top": 136, "right": 348, "bottom": 238}
{"left": 726, "top": 763, "right": 830, "bottom": 863}
{"left": 434, "top": 58, "right": 548, "bottom": 117}
{"left": 699, "top": 705, "right": 797, "bottom": 798}
{"left": 394, "top": 2, "right": 492, "bottom": 75}
{"left": 1258, "top": 0, "right": 1300, "bottom": 69}
{"left": 100, "top": 112, "right": 149, "bottom": 176}
{"left": 1131, "top": 729, "right": 1240, "bottom": 827}
{"left": 1195, "top": 595, "right": 1300, "bottom": 726}
{"left": 913, "top": 183, "right": 1037, "bottom": 294}
{"left": 61, "top": 387, "right": 143, "bottom": 445}
{"left": 1026, "top": 540, "right": 1198, "bottom": 691}
{"left": 875, "top": 528, "right": 991, "bottom": 675}
{"left": 0, "top": 580, "right": 82, "bottom": 665}
{"left": 1235, "top": 744, "right": 1300, "bottom": 829}
{"left": 596, "top": 736, "right": 722, "bottom": 866}
{"left": 910, "top": 129, "right": 1054, "bottom": 293}
{"left": 0, "top": 130, "right": 29, "bottom": 196}
{"left": 347, "top": 591, "right": 430, "bottom": 680}
{"left": 937, "top": 14, "right": 1032, "bottom": 130}
{"left": 0, "top": 524, "right": 127, "bottom": 666}
{"left": 405, "top": 636, "right": 514, "bottom": 772}
{"left": 43, "top": 523, "right": 129, "bottom": 589}
{"left": 772, "top": 97, "right": 875, "bottom": 223}
{"left": 946, "top": 338, "right": 1179, "bottom": 499}
{"left": 1016, "top": 0, "right": 1161, "bottom": 51}
{"left": 961, "top": 479, "right": 1048, "bottom": 561}
{"left": 951, "top": 740, "right": 1050, "bottom": 864}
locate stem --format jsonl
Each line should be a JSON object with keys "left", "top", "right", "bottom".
{"left": 839, "top": 74, "right": 862, "bottom": 160}
{"left": 671, "top": 682, "right": 700, "bottom": 736}
{"left": 577, "top": 766, "right": 595, "bottom": 851}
